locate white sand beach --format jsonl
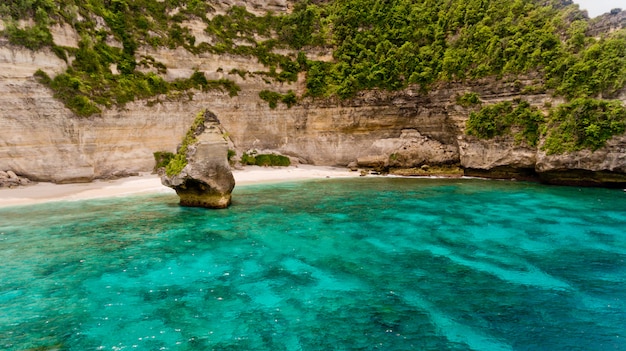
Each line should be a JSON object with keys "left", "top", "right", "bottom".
{"left": 0, "top": 165, "right": 360, "bottom": 208}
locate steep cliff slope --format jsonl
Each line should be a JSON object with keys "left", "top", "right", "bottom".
{"left": 1, "top": 0, "right": 626, "bottom": 186}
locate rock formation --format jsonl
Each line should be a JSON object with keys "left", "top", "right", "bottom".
{"left": 588, "top": 8, "right": 626, "bottom": 37}
{"left": 1, "top": 2, "right": 626, "bottom": 188}
{"left": 0, "top": 170, "right": 32, "bottom": 188}
{"left": 160, "top": 110, "right": 235, "bottom": 209}
{"left": 1, "top": 44, "right": 625, "bottom": 187}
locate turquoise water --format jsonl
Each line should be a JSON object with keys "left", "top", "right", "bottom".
{"left": 1, "top": 178, "right": 625, "bottom": 351}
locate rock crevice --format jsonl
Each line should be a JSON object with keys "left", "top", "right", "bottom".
{"left": 0, "top": 170, "right": 33, "bottom": 188}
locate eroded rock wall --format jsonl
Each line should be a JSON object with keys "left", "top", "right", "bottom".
{"left": 1, "top": 39, "right": 626, "bottom": 185}
{"left": 0, "top": 38, "right": 462, "bottom": 182}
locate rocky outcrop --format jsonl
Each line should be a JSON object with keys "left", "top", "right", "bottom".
{"left": 212, "top": 0, "right": 293, "bottom": 15}
{"left": 458, "top": 135, "right": 539, "bottom": 181}
{"left": 588, "top": 8, "right": 626, "bottom": 37}
{"left": 0, "top": 170, "right": 33, "bottom": 188}
{"left": 0, "top": 33, "right": 625, "bottom": 187}
{"left": 356, "top": 129, "right": 458, "bottom": 171}
{"left": 458, "top": 126, "right": 626, "bottom": 186}
{"left": 160, "top": 110, "right": 235, "bottom": 208}
{"left": 535, "top": 134, "right": 626, "bottom": 187}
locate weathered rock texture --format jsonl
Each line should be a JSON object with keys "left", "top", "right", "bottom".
{"left": 160, "top": 111, "right": 235, "bottom": 208}
{"left": 1, "top": 25, "right": 626, "bottom": 187}
{"left": 208, "top": 0, "right": 292, "bottom": 16}
{"left": 0, "top": 170, "right": 32, "bottom": 188}
{"left": 588, "top": 8, "right": 626, "bottom": 37}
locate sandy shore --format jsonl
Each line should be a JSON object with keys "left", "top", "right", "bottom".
{"left": 0, "top": 165, "right": 360, "bottom": 208}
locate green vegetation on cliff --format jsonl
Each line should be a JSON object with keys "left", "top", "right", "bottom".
{"left": 241, "top": 151, "right": 291, "bottom": 167}
{"left": 466, "top": 99, "right": 544, "bottom": 147}
{"left": 259, "top": 90, "right": 297, "bottom": 109}
{"left": 5, "top": 0, "right": 625, "bottom": 104}
{"left": 153, "top": 151, "right": 175, "bottom": 171}
{"left": 2, "top": 0, "right": 626, "bottom": 153}
{"left": 542, "top": 98, "right": 626, "bottom": 154}
{"left": 162, "top": 110, "right": 206, "bottom": 176}
{"left": 3, "top": 0, "right": 248, "bottom": 116}
{"left": 299, "top": 0, "right": 626, "bottom": 100}
{"left": 466, "top": 97, "right": 626, "bottom": 153}
{"left": 456, "top": 92, "right": 482, "bottom": 107}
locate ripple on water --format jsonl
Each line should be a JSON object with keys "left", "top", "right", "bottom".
{"left": 1, "top": 179, "right": 625, "bottom": 350}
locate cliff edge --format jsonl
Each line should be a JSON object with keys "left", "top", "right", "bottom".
{"left": 1, "top": 1, "right": 626, "bottom": 188}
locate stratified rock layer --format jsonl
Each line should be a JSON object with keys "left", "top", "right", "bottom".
{"left": 160, "top": 111, "right": 235, "bottom": 209}
{"left": 1, "top": 32, "right": 626, "bottom": 187}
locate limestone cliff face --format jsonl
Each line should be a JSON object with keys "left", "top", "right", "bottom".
{"left": 0, "top": 39, "right": 464, "bottom": 182}
{"left": 210, "top": 0, "right": 292, "bottom": 15}
{"left": 1, "top": 37, "right": 626, "bottom": 186}
{"left": 0, "top": 42, "right": 198, "bottom": 182}
{"left": 534, "top": 134, "right": 626, "bottom": 186}
{"left": 588, "top": 9, "right": 626, "bottom": 37}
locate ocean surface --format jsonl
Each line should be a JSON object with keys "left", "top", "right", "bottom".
{"left": 1, "top": 178, "right": 625, "bottom": 351}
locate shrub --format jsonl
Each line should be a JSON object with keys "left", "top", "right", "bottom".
{"left": 466, "top": 101, "right": 513, "bottom": 139}
{"left": 281, "top": 90, "right": 297, "bottom": 108}
{"left": 33, "top": 69, "right": 51, "bottom": 84}
{"left": 542, "top": 98, "right": 626, "bottom": 154}
{"left": 165, "top": 154, "right": 187, "bottom": 176}
{"left": 259, "top": 90, "right": 281, "bottom": 109}
{"left": 164, "top": 110, "right": 206, "bottom": 176}
{"left": 240, "top": 152, "right": 290, "bottom": 167}
{"left": 227, "top": 149, "right": 236, "bottom": 161}
{"left": 210, "top": 79, "right": 241, "bottom": 97}
{"left": 305, "top": 61, "right": 331, "bottom": 97}
{"left": 68, "top": 95, "right": 102, "bottom": 117}
{"left": 456, "top": 92, "right": 481, "bottom": 107}
{"left": 254, "top": 154, "right": 291, "bottom": 167}
{"left": 272, "top": 154, "right": 291, "bottom": 167}
{"left": 153, "top": 151, "right": 175, "bottom": 171}
{"left": 253, "top": 154, "right": 273, "bottom": 166}
{"left": 466, "top": 100, "right": 544, "bottom": 147}
{"left": 278, "top": 2, "right": 324, "bottom": 49}
{"left": 240, "top": 152, "right": 257, "bottom": 165}
{"left": 259, "top": 90, "right": 297, "bottom": 109}
{"left": 4, "top": 23, "right": 53, "bottom": 50}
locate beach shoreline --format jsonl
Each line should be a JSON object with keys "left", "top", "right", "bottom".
{"left": 0, "top": 165, "right": 361, "bottom": 208}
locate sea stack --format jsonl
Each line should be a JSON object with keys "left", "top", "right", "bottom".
{"left": 160, "top": 110, "right": 235, "bottom": 208}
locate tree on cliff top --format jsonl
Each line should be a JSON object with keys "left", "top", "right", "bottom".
{"left": 1, "top": 0, "right": 626, "bottom": 111}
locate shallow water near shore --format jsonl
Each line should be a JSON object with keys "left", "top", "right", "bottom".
{"left": 1, "top": 178, "right": 625, "bottom": 351}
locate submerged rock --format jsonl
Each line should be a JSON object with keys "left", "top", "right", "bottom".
{"left": 160, "top": 110, "right": 235, "bottom": 208}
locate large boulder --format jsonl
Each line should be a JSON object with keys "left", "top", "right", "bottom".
{"left": 160, "top": 110, "right": 235, "bottom": 208}
{"left": 0, "top": 170, "right": 33, "bottom": 188}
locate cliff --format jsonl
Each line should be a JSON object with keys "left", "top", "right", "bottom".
{"left": 588, "top": 8, "right": 626, "bottom": 37}
{"left": 2, "top": 41, "right": 624, "bottom": 186}
{"left": 1, "top": 1, "right": 626, "bottom": 187}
